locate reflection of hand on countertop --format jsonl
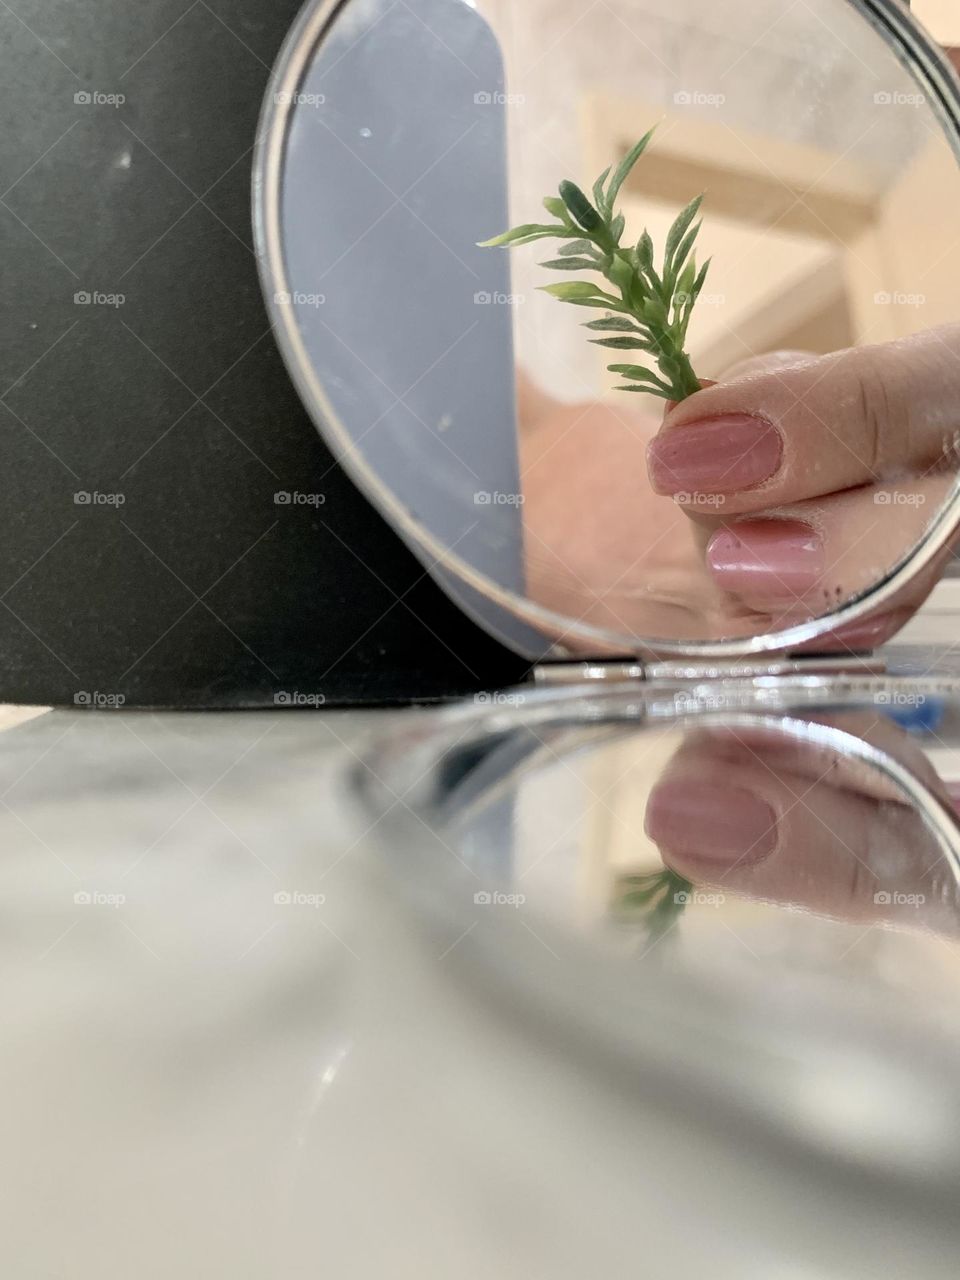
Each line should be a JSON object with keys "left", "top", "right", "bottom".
{"left": 644, "top": 715, "right": 960, "bottom": 936}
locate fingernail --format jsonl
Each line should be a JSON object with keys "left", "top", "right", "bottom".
{"left": 646, "top": 413, "right": 782, "bottom": 495}
{"left": 707, "top": 520, "right": 824, "bottom": 602}
{"left": 645, "top": 779, "right": 777, "bottom": 866}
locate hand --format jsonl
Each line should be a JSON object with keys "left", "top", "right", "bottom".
{"left": 519, "top": 326, "right": 958, "bottom": 649}
{"left": 643, "top": 714, "right": 960, "bottom": 936}
{"left": 646, "top": 328, "right": 960, "bottom": 631}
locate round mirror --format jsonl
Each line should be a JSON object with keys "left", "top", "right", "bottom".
{"left": 256, "top": 0, "right": 960, "bottom": 658}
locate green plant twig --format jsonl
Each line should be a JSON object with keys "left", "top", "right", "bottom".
{"left": 613, "top": 867, "right": 693, "bottom": 943}
{"left": 479, "top": 126, "right": 710, "bottom": 404}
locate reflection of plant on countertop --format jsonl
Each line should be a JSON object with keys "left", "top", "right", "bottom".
{"left": 612, "top": 867, "right": 693, "bottom": 944}
{"left": 480, "top": 126, "right": 709, "bottom": 404}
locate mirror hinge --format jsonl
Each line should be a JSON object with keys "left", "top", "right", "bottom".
{"left": 532, "top": 653, "right": 886, "bottom": 686}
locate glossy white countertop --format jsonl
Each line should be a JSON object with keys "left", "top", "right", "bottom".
{"left": 3, "top": 703, "right": 960, "bottom": 1278}
{"left": 0, "top": 708, "right": 391, "bottom": 1277}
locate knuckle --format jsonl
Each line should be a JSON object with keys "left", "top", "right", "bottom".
{"left": 844, "top": 348, "right": 908, "bottom": 477}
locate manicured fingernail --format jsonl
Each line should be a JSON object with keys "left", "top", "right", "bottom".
{"left": 707, "top": 520, "right": 824, "bottom": 602}
{"left": 646, "top": 413, "right": 782, "bottom": 496}
{"left": 645, "top": 779, "right": 777, "bottom": 866}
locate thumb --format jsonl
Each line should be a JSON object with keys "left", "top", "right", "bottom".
{"left": 647, "top": 325, "right": 960, "bottom": 516}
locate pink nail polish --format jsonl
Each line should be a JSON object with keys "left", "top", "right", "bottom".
{"left": 707, "top": 520, "right": 824, "bottom": 602}
{"left": 646, "top": 413, "right": 782, "bottom": 496}
{"left": 645, "top": 779, "right": 777, "bottom": 867}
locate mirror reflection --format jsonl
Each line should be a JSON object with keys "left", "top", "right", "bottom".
{"left": 271, "top": 0, "right": 960, "bottom": 650}
{"left": 428, "top": 709, "right": 960, "bottom": 989}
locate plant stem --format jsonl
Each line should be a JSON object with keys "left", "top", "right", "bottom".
{"left": 672, "top": 351, "right": 702, "bottom": 401}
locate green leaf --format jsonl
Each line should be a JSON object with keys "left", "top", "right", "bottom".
{"left": 583, "top": 316, "right": 643, "bottom": 332}
{"left": 477, "top": 223, "right": 567, "bottom": 248}
{"left": 689, "top": 257, "right": 711, "bottom": 303}
{"left": 604, "top": 124, "right": 657, "bottom": 211}
{"left": 590, "top": 336, "right": 655, "bottom": 349}
{"left": 680, "top": 258, "right": 712, "bottom": 336}
{"left": 609, "top": 211, "right": 625, "bottom": 245}
{"left": 592, "top": 165, "right": 611, "bottom": 212}
{"left": 665, "top": 194, "right": 704, "bottom": 265}
{"left": 611, "top": 360, "right": 660, "bottom": 373}
{"left": 564, "top": 296, "right": 630, "bottom": 310}
{"left": 641, "top": 296, "right": 669, "bottom": 326}
{"left": 636, "top": 230, "right": 654, "bottom": 269}
{"left": 608, "top": 365, "right": 675, "bottom": 396}
{"left": 542, "top": 196, "right": 571, "bottom": 221}
{"left": 539, "top": 257, "right": 602, "bottom": 271}
{"left": 539, "top": 281, "right": 607, "bottom": 300}
{"left": 606, "top": 253, "right": 634, "bottom": 293}
{"left": 615, "top": 384, "right": 672, "bottom": 399}
{"left": 558, "top": 239, "right": 597, "bottom": 257}
{"left": 671, "top": 222, "right": 701, "bottom": 277}
{"left": 675, "top": 258, "right": 697, "bottom": 305}
{"left": 558, "top": 180, "right": 604, "bottom": 232}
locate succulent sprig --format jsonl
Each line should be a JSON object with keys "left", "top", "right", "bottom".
{"left": 479, "top": 127, "right": 709, "bottom": 404}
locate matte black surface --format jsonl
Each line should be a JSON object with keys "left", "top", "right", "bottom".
{"left": 0, "top": 0, "right": 530, "bottom": 707}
